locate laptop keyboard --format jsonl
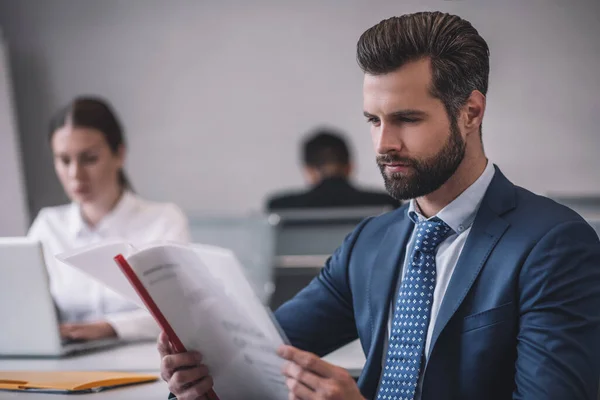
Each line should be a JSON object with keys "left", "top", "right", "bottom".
{"left": 61, "top": 338, "right": 88, "bottom": 346}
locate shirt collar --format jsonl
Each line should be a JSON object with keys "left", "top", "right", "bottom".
{"left": 67, "top": 202, "right": 85, "bottom": 238}
{"left": 67, "top": 191, "right": 137, "bottom": 238}
{"left": 407, "top": 160, "right": 495, "bottom": 234}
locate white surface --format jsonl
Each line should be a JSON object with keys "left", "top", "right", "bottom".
{"left": 0, "top": 379, "right": 168, "bottom": 400}
{"left": 323, "top": 339, "right": 366, "bottom": 377}
{"left": 0, "top": 340, "right": 365, "bottom": 398}
{"left": 0, "top": 1, "right": 598, "bottom": 217}
{"left": 0, "top": 340, "right": 365, "bottom": 375}
{"left": 0, "top": 239, "right": 63, "bottom": 357}
{"left": 0, "top": 343, "right": 161, "bottom": 373}
{"left": 275, "top": 255, "right": 330, "bottom": 268}
{"left": 128, "top": 244, "right": 289, "bottom": 399}
{"left": 0, "top": 33, "right": 28, "bottom": 234}
{"left": 0, "top": 343, "right": 166, "bottom": 399}
{"left": 56, "top": 241, "right": 141, "bottom": 307}
{"left": 60, "top": 241, "right": 290, "bottom": 399}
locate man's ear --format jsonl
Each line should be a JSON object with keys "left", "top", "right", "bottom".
{"left": 461, "top": 90, "right": 486, "bottom": 136}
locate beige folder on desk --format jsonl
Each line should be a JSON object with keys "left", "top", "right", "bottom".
{"left": 0, "top": 371, "right": 157, "bottom": 393}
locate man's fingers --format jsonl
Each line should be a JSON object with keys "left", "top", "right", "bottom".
{"left": 282, "top": 361, "right": 321, "bottom": 391}
{"left": 161, "top": 352, "right": 203, "bottom": 379}
{"left": 278, "top": 345, "right": 335, "bottom": 377}
{"left": 157, "top": 332, "right": 173, "bottom": 357}
{"left": 169, "top": 365, "right": 210, "bottom": 393}
{"left": 186, "top": 376, "right": 214, "bottom": 400}
{"left": 172, "top": 375, "right": 214, "bottom": 400}
{"left": 285, "top": 377, "right": 314, "bottom": 400}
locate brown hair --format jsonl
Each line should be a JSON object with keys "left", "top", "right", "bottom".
{"left": 49, "top": 96, "right": 132, "bottom": 190}
{"left": 357, "top": 11, "right": 489, "bottom": 132}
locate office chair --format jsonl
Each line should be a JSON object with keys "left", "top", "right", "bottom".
{"left": 188, "top": 214, "right": 279, "bottom": 305}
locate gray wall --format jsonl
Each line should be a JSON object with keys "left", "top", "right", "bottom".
{"left": 0, "top": 0, "right": 599, "bottom": 221}
{"left": 0, "top": 33, "right": 28, "bottom": 235}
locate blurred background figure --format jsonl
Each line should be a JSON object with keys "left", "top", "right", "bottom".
{"left": 28, "top": 96, "right": 190, "bottom": 341}
{"left": 266, "top": 128, "right": 400, "bottom": 211}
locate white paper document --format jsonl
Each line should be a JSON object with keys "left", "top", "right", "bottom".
{"left": 58, "top": 242, "right": 289, "bottom": 400}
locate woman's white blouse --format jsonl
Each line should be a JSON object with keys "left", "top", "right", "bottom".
{"left": 28, "top": 191, "right": 191, "bottom": 340}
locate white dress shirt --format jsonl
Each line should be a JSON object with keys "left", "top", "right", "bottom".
{"left": 28, "top": 191, "right": 191, "bottom": 340}
{"left": 383, "top": 160, "right": 495, "bottom": 397}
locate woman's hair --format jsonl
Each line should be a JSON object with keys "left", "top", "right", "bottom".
{"left": 48, "top": 96, "right": 132, "bottom": 190}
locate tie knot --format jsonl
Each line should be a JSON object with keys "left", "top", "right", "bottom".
{"left": 413, "top": 217, "right": 453, "bottom": 254}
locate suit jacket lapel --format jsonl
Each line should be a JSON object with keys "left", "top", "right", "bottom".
{"left": 359, "top": 211, "right": 414, "bottom": 397}
{"left": 427, "top": 166, "right": 516, "bottom": 359}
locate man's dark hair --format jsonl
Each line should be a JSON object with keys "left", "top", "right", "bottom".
{"left": 356, "top": 11, "right": 489, "bottom": 133}
{"left": 302, "top": 128, "right": 351, "bottom": 168}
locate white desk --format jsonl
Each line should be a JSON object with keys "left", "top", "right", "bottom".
{"left": 323, "top": 339, "right": 366, "bottom": 377}
{"left": 0, "top": 379, "right": 169, "bottom": 400}
{"left": 0, "top": 340, "right": 365, "bottom": 398}
{"left": 275, "top": 255, "right": 329, "bottom": 268}
{"left": 0, "top": 340, "right": 364, "bottom": 374}
{"left": 0, "top": 343, "right": 161, "bottom": 372}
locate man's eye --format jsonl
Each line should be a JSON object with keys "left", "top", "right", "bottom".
{"left": 397, "top": 117, "right": 420, "bottom": 124}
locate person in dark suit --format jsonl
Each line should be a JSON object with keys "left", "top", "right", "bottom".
{"left": 158, "top": 11, "right": 600, "bottom": 400}
{"left": 266, "top": 129, "right": 400, "bottom": 210}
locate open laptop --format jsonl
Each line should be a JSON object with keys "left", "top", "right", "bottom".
{"left": 0, "top": 237, "right": 125, "bottom": 357}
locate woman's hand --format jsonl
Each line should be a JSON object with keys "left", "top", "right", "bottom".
{"left": 60, "top": 321, "right": 117, "bottom": 340}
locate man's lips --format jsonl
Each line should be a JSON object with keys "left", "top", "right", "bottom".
{"left": 384, "top": 163, "right": 411, "bottom": 173}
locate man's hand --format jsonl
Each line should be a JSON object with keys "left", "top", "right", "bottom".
{"left": 60, "top": 321, "right": 117, "bottom": 340}
{"left": 158, "top": 332, "right": 214, "bottom": 400}
{"left": 278, "top": 345, "right": 365, "bottom": 400}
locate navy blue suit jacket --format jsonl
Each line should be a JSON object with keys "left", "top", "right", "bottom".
{"left": 275, "top": 167, "right": 600, "bottom": 399}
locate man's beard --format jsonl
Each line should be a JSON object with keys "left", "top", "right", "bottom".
{"left": 377, "top": 119, "right": 466, "bottom": 201}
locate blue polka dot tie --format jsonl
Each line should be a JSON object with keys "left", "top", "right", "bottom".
{"left": 377, "top": 217, "right": 453, "bottom": 400}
